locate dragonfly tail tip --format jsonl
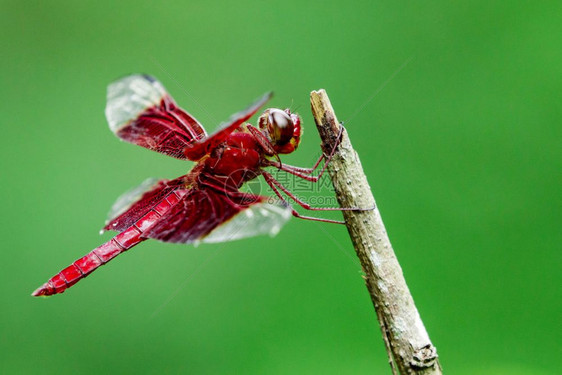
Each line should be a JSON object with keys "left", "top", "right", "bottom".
{"left": 31, "top": 283, "right": 54, "bottom": 297}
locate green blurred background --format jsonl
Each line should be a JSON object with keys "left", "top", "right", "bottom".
{"left": 2, "top": 1, "right": 560, "bottom": 374}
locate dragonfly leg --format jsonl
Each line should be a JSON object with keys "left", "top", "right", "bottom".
{"left": 262, "top": 172, "right": 375, "bottom": 211}
{"left": 262, "top": 172, "right": 345, "bottom": 224}
{"left": 264, "top": 123, "right": 345, "bottom": 181}
{"left": 262, "top": 171, "right": 369, "bottom": 212}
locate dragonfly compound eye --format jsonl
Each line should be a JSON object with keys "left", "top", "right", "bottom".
{"left": 268, "top": 108, "right": 294, "bottom": 146}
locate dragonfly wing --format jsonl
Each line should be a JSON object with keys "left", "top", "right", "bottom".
{"left": 184, "top": 92, "right": 272, "bottom": 160}
{"left": 201, "top": 200, "right": 291, "bottom": 244}
{"left": 105, "top": 74, "right": 207, "bottom": 159}
{"left": 144, "top": 188, "right": 291, "bottom": 244}
{"left": 106, "top": 177, "right": 161, "bottom": 224}
{"left": 103, "top": 176, "right": 186, "bottom": 233}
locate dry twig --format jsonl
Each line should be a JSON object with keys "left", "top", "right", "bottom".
{"left": 310, "top": 90, "right": 442, "bottom": 375}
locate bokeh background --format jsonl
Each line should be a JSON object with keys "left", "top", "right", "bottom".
{"left": 2, "top": 1, "right": 560, "bottom": 374}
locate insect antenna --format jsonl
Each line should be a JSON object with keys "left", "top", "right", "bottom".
{"left": 291, "top": 102, "right": 303, "bottom": 114}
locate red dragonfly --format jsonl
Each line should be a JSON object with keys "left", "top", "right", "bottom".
{"left": 32, "top": 74, "right": 346, "bottom": 297}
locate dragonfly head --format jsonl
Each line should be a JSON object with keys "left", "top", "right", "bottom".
{"left": 258, "top": 108, "right": 301, "bottom": 154}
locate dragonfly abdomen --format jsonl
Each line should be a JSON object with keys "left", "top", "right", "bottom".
{"left": 32, "top": 190, "right": 185, "bottom": 296}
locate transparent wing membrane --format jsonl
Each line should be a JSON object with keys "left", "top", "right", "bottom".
{"left": 201, "top": 201, "right": 291, "bottom": 243}
{"left": 105, "top": 74, "right": 167, "bottom": 133}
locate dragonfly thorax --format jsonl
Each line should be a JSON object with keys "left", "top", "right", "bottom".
{"left": 202, "top": 132, "right": 262, "bottom": 189}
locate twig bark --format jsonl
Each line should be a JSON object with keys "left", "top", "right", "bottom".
{"left": 310, "top": 90, "right": 442, "bottom": 374}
